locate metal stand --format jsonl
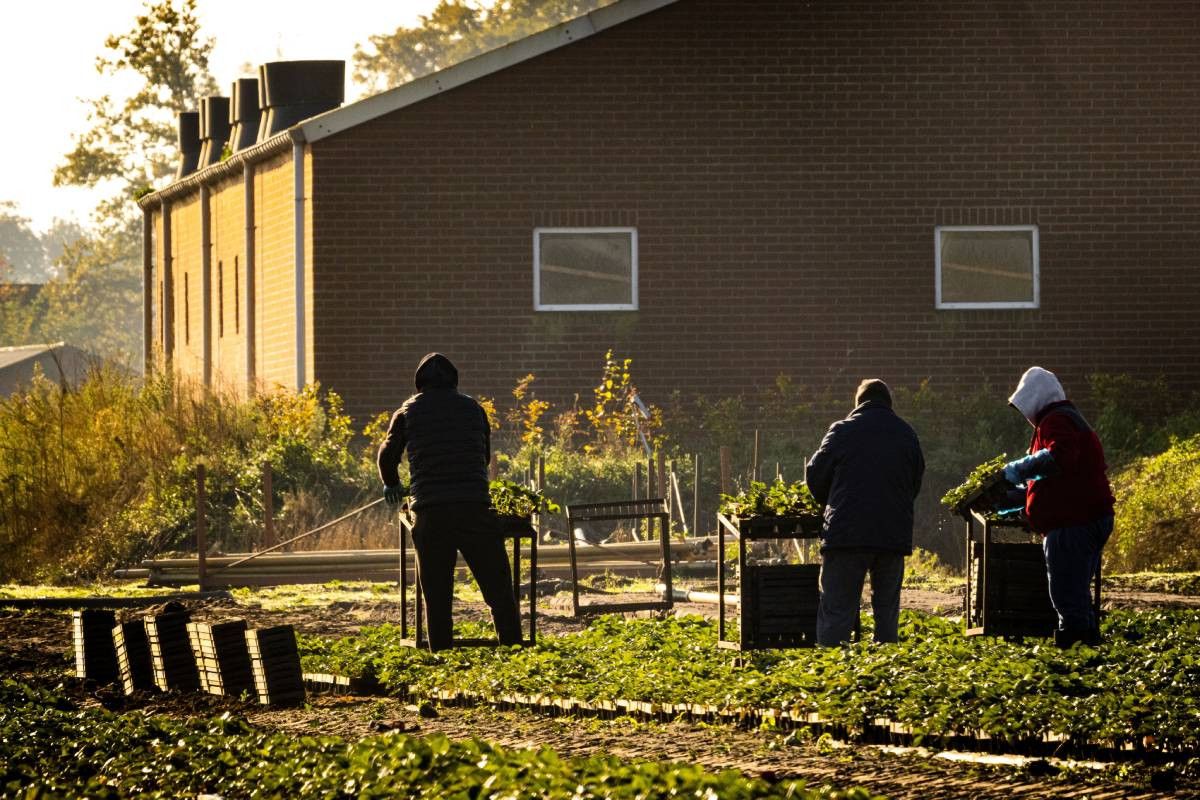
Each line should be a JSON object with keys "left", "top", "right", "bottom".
{"left": 566, "top": 499, "right": 674, "bottom": 616}
{"left": 717, "top": 512, "right": 825, "bottom": 650}
{"left": 964, "top": 510, "right": 1101, "bottom": 638}
{"left": 398, "top": 510, "right": 539, "bottom": 648}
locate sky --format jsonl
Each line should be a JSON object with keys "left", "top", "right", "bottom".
{"left": 0, "top": 0, "right": 442, "bottom": 234}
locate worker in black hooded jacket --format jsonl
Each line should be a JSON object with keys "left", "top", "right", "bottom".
{"left": 805, "top": 379, "right": 924, "bottom": 646}
{"left": 377, "top": 353, "right": 521, "bottom": 650}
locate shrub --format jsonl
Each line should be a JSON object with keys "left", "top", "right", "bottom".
{"left": 1109, "top": 435, "right": 1200, "bottom": 572}
{"left": 0, "top": 365, "right": 374, "bottom": 582}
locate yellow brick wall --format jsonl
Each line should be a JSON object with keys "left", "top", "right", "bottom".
{"left": 170, "top": 196, "right": 202, "bottom": 382}
{"left": 210, "top": 175, "right": 246, "bottom": 394}
{"left": 256, "top": 151, "right": 298, "bottom": 392}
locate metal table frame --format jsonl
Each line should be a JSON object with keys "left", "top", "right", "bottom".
{"left": 716, "top": 512, "right": 825, "bottom": 650}
{"left": 566, "top": 499, "right": 674, "bottom": 616}
{"left": 964, "top": 509, "right": 1101, "bottom": 638}
{"left": 397, "top": 510, "right": 539, "bottom": 648}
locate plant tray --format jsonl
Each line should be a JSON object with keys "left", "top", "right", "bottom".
{"left": 730, "top": 514, "right": 823, "bottom": 539}
{"left": 113, "top": 619, "right": 155, "bottom": 694}
{"left": 145, "top": 611, "right": 201, "bottom": 692}
{"left": 951, "top": 469, "right": 1010, "bottom": 520}
{"left": 72, "top": 609, "right": 119, "bottom": 685}
{"left": 187, "top": 619, "right": 255, "bottom": 698}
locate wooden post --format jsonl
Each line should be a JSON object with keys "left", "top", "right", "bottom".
{"left": 196, "top": 465, "right": 207, "bottom": 590}
{"left": 691, "top": 453, "right": 700, "bottom": 538}
{"left": 719, "top": 446, "right": 731, "bottom": 495}
{"left": 489, "top": 452, "right": 499, "bottom": 480}
{"left": 528, "top": 450, "right": 537, "bottom": 488}
{"left": 633, "top": 462, "right": 643, "bottom": 500}
{"left": 262, "top": 463, "right": 274, "bottom": 549}
{"left": 656, "top": 450, "right": 666, "bottom": 501}
{"left": 751, "top": 429, "right": 760, "bottom": 483}
{"left": 538, "top": 453, "right": 545, "bottom": 495}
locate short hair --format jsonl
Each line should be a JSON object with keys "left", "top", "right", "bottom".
{"left": 854, "top": 378, "right": 892, "bottom": 408}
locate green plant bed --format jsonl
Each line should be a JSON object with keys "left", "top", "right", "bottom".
{"left": 300, "top": 611, "right": 1200, "bottom": 754}
{"left": 0, "top": 679, "right": 878, "bottom": 800}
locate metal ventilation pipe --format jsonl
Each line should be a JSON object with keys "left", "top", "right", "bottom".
{"left": 175, "top": 111, "right": 201, "bottom": 179}
{"left": 256, "top": 60, "right": 345, "bottom": 142}
{"left": 197, "top": 96, "right": 231, "bottom": 168}
{"left": 229, "top": 78, "right": 262, "bottom": 153}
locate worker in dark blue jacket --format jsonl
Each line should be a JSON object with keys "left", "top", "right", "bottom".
{"left": 378, "top": 353, "right": 521, "bottom": 650}
{"left": 805, "top": 379, "right": 925, "bottom": 645}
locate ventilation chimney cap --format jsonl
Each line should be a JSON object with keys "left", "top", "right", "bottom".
{"left": 229, "top": 78, "right": 262, "bottom": 153}
{"left": 257, "top": 60, "right": 345, "bottom": 142}
{"left": 175, "top": 111, "right": 201, "bottom": 179}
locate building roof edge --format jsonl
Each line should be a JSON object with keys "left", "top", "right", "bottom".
{"left": 298, "top": 0, "right": 679, "bottom": 144}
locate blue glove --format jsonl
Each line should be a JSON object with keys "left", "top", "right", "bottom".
{"left": 383, "top": 484, "right": 406, "bottom": 506}
{"left": 1004, "top": 449, "right": 1057, "bottom": 486}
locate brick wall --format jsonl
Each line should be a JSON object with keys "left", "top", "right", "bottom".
{"left": 256, "top": 153, "right": 299, "bottom": 392}
{"left": 310, "top": 0, "right": 1200, "bottom": 423}
{"left": 211, "top": 175, "right": 246, "bottom": 392}
{"left": 170, "top": 196, "right": 202, "bottom": 380}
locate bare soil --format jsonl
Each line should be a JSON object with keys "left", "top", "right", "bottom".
{"left": 2, "top": 586, "right": 1195, "bottom": 799}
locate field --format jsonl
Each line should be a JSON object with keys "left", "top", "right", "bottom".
{"left": 3, "top": 578, "right": 1199, "bottom": 799}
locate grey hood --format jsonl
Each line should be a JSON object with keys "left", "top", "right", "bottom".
{"left": 1008, "top": 366, "right": 1066, "bottom": 424}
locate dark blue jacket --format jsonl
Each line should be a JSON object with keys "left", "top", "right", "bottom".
{"left": 377, "top": 353, "right": 491, "bottom": 510}
{"left": 805, "top": 401, "right": 925, "bottom": 554}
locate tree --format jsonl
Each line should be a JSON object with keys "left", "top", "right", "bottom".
{"left": 0, "top": 203, "right": 50, "bottom": 283}
{"left": 54, "top": 0, "right": 217, "bottom": 227}
{"left": 40, "top": 0, "right": 216, "bottom": 361}
{"left": 354, "top": 0, "right": 614, "bottom": 93}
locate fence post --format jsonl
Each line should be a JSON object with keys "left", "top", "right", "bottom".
{"left": 719, "top": 446, "right": 731, "bottom": 495}
{"left": 751, "top": 429, "right": 760, "bottom": 483}
{"left": 691, "top": 453, "right": 700, "bottom": 538}
{"left": 634, "top": 462, "right": 643, "bottom": 500}
{"left": 196, "top": 465, "right": 207, "bottom": 590}
{"left": 262, "top": 463, "right": 274, "bottom": 550}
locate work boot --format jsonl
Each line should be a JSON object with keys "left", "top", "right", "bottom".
{"left": 1053, "top": 628, "right": 1085, "bottom": 649}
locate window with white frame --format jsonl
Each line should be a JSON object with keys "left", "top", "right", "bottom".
{"left": 935, "top": 225, "right": 1039, "bottom": 309}
{"left": 534, "top": 227, "right": 637, "bottom": 311}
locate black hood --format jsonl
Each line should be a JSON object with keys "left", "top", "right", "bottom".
{"left": 415, "top": 353, "right": 458, "bottom": 390}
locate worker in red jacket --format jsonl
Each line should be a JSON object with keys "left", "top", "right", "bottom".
{"left": 1004, "top": 367, "right": 1115, "bottom": 648}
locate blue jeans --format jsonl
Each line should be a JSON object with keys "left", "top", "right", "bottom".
{"left": 817, "top": 549, "right": 906, "bottom": 645}
{"left": 1043, "top": 515, "right": 1113, "bottom": 636}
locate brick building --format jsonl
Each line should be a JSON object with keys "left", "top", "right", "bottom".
{"left": 138, "top": 0, "right": 1200, "bottom": 423}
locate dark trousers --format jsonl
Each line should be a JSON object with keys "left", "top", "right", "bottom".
{"left": 1043, "top": 514, "right": 1112, "bottom": 644}
{"left": 412, "top": 504, "right": 522, "bottom": 650}
{"left": 817, "top": 548, "right": 906, "bottom": 646}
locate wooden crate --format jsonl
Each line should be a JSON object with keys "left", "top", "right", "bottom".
{"left": 72, "top": 609, "right": 119, "bottom": 684}
{"left": 740, "top": 563, "right": 821, "bottom": 648}
{"left": 145, "top": 611, "right": 201, "bottom": 692}
{"left": 965, "top": 512, "right": 1066, "bottom": 639}
{"left": 245, "top": 625, "right": 305, "bottom": 706}
{"left": 187, "top": 620, "right": 255, "bottom": 698}
{"left": 112, "top": 619, "right": 155, "bottom": 694}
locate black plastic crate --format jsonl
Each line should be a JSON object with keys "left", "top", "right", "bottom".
{"left": 145, "top": 611, "right": 201, "bottom": 692}
{"left": 740, "top": 563, "right": 821, "bottom": 648}
{"left": 245, "top": 626, "right": 305, "bottom": 706}
{"left": 72, "top": 610, "right": 119, "bottom": 684}
{"left": 187, "top": 620, "right": 255, "bottom": 698}
{"left": 113, "top": 619, "right": 155, "bottom": 694}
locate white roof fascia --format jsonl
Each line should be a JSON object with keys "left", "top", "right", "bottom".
{"left": 298, "top": 0, "right": 679, "bottom": 144}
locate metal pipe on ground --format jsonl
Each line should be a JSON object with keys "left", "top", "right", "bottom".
{"left": 656, "top": 582, "right": 740, "bottom": 605}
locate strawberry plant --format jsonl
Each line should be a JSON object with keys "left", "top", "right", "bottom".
{"left": 719, "top": 479, "right": 821, "bottom": 518}
{"left": 300, "top": 610, "right": 1200, "bottom": 753}
{"left": 489, "top": 479, "right": 560, "bottom": 518}
{"left": 0, "top": 678, "right": 881, "bottom": 799}
{"left": 940, "top": 454, "right": 1009, "bottom": 512}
